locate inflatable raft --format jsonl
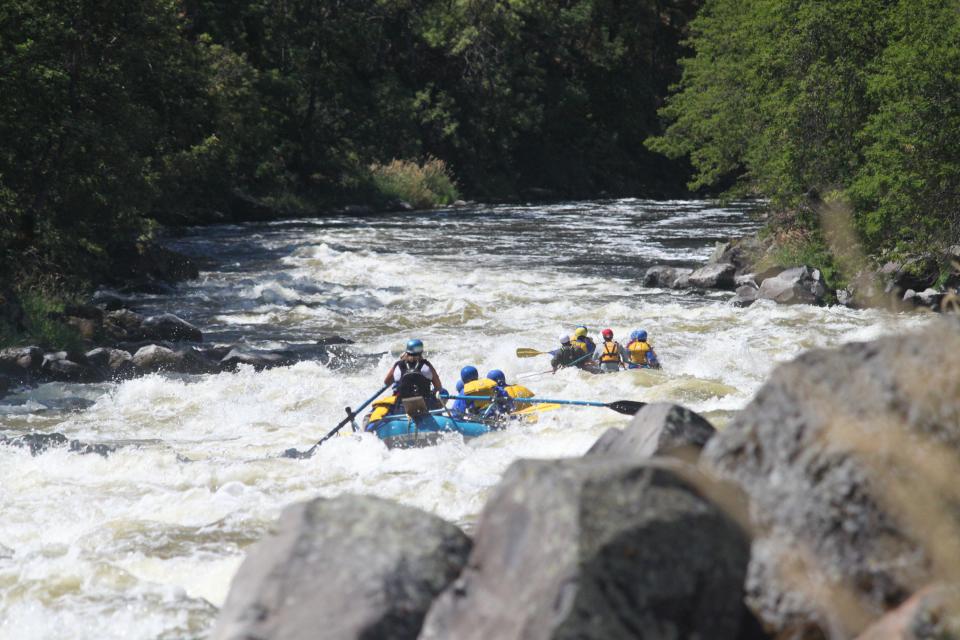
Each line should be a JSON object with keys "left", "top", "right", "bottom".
{"left": 367, "top": 411, "right": 498, "bottom": 449}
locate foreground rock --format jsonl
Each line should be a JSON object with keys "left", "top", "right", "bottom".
{"left": 586, "top": 402, "right": 715, "bottom": 460}
{"left": 420, "top": 457, "right": 752, "bottom": 640}
{"left": 855, "top": 585, "right": 960, "bottom": 640}
{"left": 704, "top": 319, "right": 960, "bottom": 638}
{"left": 213, "top": 495, "right": 471, "bottom": 640}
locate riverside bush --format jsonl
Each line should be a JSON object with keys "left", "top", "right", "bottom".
{"left": 369, "top": 159, "right": 459, "bottom": 209}
{"left": 649, "top": 0, "right": 960, "bottom": 258}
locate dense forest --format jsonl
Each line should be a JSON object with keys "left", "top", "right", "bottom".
{"left": 0, "top": 0, "right": 698, "bottom": 294}
{"left": 1, "top": 0, "right": 959, "bottom": 344}
{"left": 651, "top": 0, "right": 960, "bottom": 268}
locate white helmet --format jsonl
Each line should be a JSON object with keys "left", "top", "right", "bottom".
{"left": 559, "top": 332, "right": 571, "bottom": 344}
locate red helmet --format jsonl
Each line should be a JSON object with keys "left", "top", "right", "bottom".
{"left": 601, "top": 328, "right": 613, "bottom": 339}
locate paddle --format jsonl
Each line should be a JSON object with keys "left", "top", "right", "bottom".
{"left": 443, "top": 394, "right": 646, "bottom": 416}
{"left": 516, "top": 347, "right": 548, "bottom": 358}
{"left": 282, "top": 383, "right": 391, "bottom": 458}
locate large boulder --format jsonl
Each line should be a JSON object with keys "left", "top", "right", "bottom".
{"left": 586, "top": 402, "right": 716, "bottom": 460}
{"left": 420, "top": 457, "right": 752, "bottom": 640}
{"left": 132, "top": 345, "right": 215, "bottom": 374}
{"left": 704, "top": 320, "right": 960, "bottom": 638}
{"left": 757, "top": 266, "right": 828, "bottom": 305}
{"left": 219, "top": 347, "right": 297, "bottom": 371}
{"left": 40, "top": 352, "right": 100, "bottom": 383}
{"left": 880, "top": 256, "right": 939, "bottom": 294}
{"left": 687, "top": 263, "right": 737, "bottom": 290}
{"left": 0, "top": 346, "right": 43, "bottom": 377}
{"left": 103, "top": 309, "right": 146, "bottom": 342}
{"left": 643, "top": 265, "right": 694, "bottom": 289}
{"left": 212, "top": 495, "right": 471, "bottom": 640}
{"left": 85, "top": 347, "right": 135, "bottom": 378}
{"left": 142, "top": 313, "right": 203, "bottom": 342}
{"left": 732, "top": 284, "right": 761, "bottom": 308}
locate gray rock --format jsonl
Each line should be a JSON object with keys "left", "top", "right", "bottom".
{"left": 420, "top": 457, "right": 751, "bottom": 640}
{"left": 735, "top": 273, "right": 760, "bottom": 288}
{"left": 103, "top": 309, "right": 146, "bottom": 342}
{"left": 0, "top": 346, "right": 43, "bottom": 376}
{"left": 687, "top": 263, "right": 737, "bottom": 290}
{"left": 220, "top": 348, "right": 297, "bottom": 371}
{"left": 586, "top": 402, "right": 716, "bottom": 460}
{"left": 212, "top": 495, "right": 471, "bottom": 640}
{"left": 85, "top": 348, "right": 135, "bottom": 377}
{"left": 142, "top": 313, "right": 203, "bottom": 342}
{"left": 757, "top": 266, "right": 827, "bottom": 305}
{"left": 132, "top": 345, "right": 215, "bottom": 374}
{"left": 90, "top": 289, "right": 137, "bottom": 311}
{"left": 41, "top": 352, "right": 99, "bottom": 383}
{"left": 732, "top": 284, "right": 760, "bottom": 308}
{"left": 643, "top": 265, "right": 694, "bottom": 289}
{"left": 0, "top": 432, "right": 116, "bottom": 457}
{"left": 452, "top": 200, "right": 468, "bottom": 207}
{"left": 703, "top": 319, "right": 960, "bottom": 638}
{"left": 836, "top": 288, "right": 857, "bottom": 308}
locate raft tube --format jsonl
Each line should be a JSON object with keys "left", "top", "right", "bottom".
{"left": 368, "top": 413, "right": 498, "bottom": 449}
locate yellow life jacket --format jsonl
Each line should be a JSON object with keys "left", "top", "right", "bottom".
{"left": 504, "top": 384, "right": 534, "bottom": 409}
{"left": 599, "top": 340, "right": 622, "bottom": 363}
{"left": 366, "top": 395, "right": 398, "bottom": 425}
{"left": 463, "top": 378, "right": 499, "bottom": 410}
{"left": 570, "top": 338, "right": 588, "bottom": 353}
{"left": 627, "top": 340, "right": 652, "bottom": 365}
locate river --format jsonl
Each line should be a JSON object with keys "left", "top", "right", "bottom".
{"left": 0, "top": 200, "right": 926, "bottom": 639}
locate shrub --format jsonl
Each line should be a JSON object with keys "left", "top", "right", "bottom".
{"left": 369, "top": 158, "right": 460, "bottom": 209}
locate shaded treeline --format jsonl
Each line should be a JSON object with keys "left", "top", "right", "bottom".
{"left": 0, "top": 0, "right": 698, "bottom": 293}
{"left": 650, "top": 0, "right": 960, "bottom": 267}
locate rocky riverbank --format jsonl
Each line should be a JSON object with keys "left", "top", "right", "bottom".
{"left": 209, "top": 318, "right": 960, "bottom": 640}
{"left": 644, "top": 236, "right": 960, "bottom": 312}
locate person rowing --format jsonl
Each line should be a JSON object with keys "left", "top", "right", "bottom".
{"left": 596, "top": 328, "right": 628, "bottom": 373}
{"left": 551, "top": 333, "right": 588, "bottom": 372}
{"left": 383, "top": 338, "right": 445, "bottom": 407}
{"left": 626, "top": 330, "right": 661, "bottom": 369}
{"left": 487, "top": 369, "right": 536, "bottom": 411}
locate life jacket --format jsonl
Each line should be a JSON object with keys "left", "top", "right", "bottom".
{"left": 599, "top": 340, "right": 622, "bottom": 364}
{"left": 626, "top": 340, "right": 652, "bottom": 366}
{"left": 552, "top": 345, "right": 584, "bottom": 368}
{"left": 504, "top": 384, "right": 534, "bottom": 410}
{"left": 462, "top": 378, "right": 499, "bottom": 412}
{"left": 366, "top": 396, "right": 398, "bottom": 426}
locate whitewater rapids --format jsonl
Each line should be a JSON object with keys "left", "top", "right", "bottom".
{"left": 0, "top": 200, "right": 929, "bottom": 639}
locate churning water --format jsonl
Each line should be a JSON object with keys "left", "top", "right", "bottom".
{"left": 0, "top": 200, "right": 928, "bottom": 638}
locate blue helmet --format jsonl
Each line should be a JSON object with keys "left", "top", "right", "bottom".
{"left": 460, "top": 365, "right": 479, "bottom": 383}
{"left": 486, "top": 369, "right": 506, "bottom": 385}
{"left": 456, "top": 380, "right": 465, "bottom": 393}
{"left": 636, "top": 329, "right": 648, "bottom": 341}
{"left": 629, "top": 330, "right": 639, "bottom": 341}
{"left": 405, "top": 338, "right": 424, "bottom": 355}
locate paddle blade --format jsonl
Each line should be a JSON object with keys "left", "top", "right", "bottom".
{"left": 606, "top": 400, "right": 647, "bottom": 415}
{"left": 515, "top": 348, "right": 545, "bottom": 358}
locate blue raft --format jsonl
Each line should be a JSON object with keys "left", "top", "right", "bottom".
{"left": 367, "top": 412, "right": 498, "bottom": 449}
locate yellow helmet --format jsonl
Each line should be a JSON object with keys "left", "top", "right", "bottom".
{"left": 574, "top": 327, "right": 587, "bottom": 338}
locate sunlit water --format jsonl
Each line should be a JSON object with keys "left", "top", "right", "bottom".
{"left": 0, "top": 200, "right": 929, "bottom": 638}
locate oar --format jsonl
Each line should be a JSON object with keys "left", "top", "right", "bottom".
{"left": 282, "top": 383, "right": 391, "bottom": 458}
{"left": 443, "top": 394, "right": 646, "bottom": 416}
{"left": 516, "top": 347, "right": 548, "bottom": 358}
{"left": 516, "top": 368, "right": 554, "bottom": 380}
